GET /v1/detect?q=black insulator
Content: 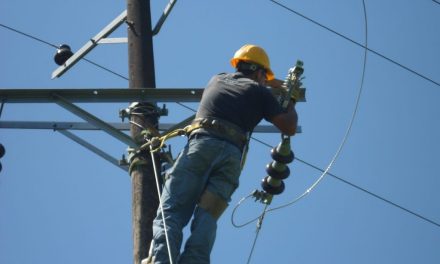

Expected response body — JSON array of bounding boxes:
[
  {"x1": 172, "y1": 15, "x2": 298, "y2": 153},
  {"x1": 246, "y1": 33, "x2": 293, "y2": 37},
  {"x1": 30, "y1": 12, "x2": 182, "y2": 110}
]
[
  {"x1": 0, "y1": 144, "x2": 4, "y2": 158},
  {"x1": 54, "y1": 44, "x2": 73, "y2": 65},
  {"x1": 261, "y1": 176, "x2": 285, "y2": 195},
  {"x1": 0, "y1": 144, "x2": 3, "y2": 172},
  {"x1": 271, "y1": 147, "x2": 294, "y2": 164},
  {"x1": 266, "y1": 161, "x2": 290, "y2": 180}
]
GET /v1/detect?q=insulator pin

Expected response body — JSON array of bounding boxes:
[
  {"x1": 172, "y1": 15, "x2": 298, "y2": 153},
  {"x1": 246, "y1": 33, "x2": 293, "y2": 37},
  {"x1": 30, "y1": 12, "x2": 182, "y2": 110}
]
[
  {"x1": 54, "y1": 44, "x2": 73, "y2": 65},
  {"x1": 266, "y1": 161, "x2": 290, "y2": 180},
  {"x1": 271, "y1": 139, "x2": 294, "y2": 164},
  {"x1": 261, "y1": 176, "x2": 285, "y2": 195}
]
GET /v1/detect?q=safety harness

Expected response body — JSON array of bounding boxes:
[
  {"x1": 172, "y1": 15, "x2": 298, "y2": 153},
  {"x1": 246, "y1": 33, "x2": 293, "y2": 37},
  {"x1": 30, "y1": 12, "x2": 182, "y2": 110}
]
[
  {"x1": 135, "y1": 117, "x2": 249, "y2": 153},
  {"x1": 188, "y1": 117, "x2": 249, "y2": 150}
]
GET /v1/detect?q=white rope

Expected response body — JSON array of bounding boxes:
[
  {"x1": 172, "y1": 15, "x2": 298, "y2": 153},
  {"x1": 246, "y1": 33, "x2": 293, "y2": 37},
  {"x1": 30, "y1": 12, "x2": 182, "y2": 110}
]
[
  {"x1": 149, "y1": 148, "x2": 174, "y2": 264},
  {"x1": 246, "y1": 204, "x2": 269, "y2": 264}
]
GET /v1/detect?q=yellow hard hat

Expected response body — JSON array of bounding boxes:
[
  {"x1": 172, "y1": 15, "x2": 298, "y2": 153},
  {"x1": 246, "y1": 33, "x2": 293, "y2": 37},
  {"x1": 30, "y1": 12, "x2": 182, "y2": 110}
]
[{"x1": 230, "y1": 44, "x2": 275, "y2": 80}]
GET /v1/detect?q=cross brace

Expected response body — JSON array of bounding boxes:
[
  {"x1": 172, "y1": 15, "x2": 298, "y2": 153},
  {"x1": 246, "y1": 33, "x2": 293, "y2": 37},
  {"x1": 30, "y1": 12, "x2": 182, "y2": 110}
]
[{"x1": 0, "y1": 88, "x2": 203, "y2": 103}]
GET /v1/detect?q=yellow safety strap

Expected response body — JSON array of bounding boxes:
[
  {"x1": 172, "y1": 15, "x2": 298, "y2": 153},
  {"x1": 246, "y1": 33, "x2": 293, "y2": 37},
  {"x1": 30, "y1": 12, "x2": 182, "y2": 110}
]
[{"x1": 138, "y1": 122, "x2": 204, "y2": 153}]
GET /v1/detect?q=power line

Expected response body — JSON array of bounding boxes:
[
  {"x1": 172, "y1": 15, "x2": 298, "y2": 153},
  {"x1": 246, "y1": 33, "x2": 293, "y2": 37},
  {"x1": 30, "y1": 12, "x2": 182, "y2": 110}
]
[
  {"x1": 253, "y1": 137, "x2": 440, "y2": 228},
  {"x1": 82, "y1": 58, "x2": 129, "y2": 80},
  {"x1": 268, "y1": 0, "x2": 440, "y2": 88},
  {"x1": 0, "y1": 23, "x2": 126, "y2": 80},
  {"x1": 2, "y1": 19, "x2": 439, "y2": 229},
  {"x1": 266, "y1": 0, "x2": 440, "y2": 228},
  {"x1": 0, "y1": 23, "x2": 58, "y2": 48}
]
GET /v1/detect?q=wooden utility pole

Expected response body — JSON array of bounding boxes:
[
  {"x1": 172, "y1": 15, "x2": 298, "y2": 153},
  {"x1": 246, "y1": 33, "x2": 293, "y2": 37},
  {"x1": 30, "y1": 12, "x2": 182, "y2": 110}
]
[{"x1": 127, "y1": 1, "x2": 158, "y2": 264}]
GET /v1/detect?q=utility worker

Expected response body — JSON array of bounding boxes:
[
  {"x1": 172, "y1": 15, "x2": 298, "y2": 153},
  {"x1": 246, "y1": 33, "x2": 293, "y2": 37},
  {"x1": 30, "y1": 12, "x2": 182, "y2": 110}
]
[{"x1": 148, "y1": 44, "x2": 298, "y2": 264}]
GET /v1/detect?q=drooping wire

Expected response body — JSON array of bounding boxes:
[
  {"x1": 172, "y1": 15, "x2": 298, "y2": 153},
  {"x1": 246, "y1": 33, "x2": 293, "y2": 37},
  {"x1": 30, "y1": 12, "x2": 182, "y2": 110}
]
[
  {"x1": 231, "y1": 192, "x2": 256, "y2": 228},
  {"x1": 232, "y1": 0, "x2": 369, "y2": 233},
  {"x1": 235, "y1": 3, "x2": 369, "y2": 261},
  {"x1": 268, "y1": 0, "x2": 440, "y2": 88},
  {"x1": 266, "y1": 0, "x2": 369, "y2": 215},
  {"x1": 3, "y1": 19, "x2": 439, "y2": 228},
  {"x1": 249, "y1": 138, "x2": 440, "y2": 228},
  {"x1": 246, "y1": 204, "x2": 269, "y2": 264}
]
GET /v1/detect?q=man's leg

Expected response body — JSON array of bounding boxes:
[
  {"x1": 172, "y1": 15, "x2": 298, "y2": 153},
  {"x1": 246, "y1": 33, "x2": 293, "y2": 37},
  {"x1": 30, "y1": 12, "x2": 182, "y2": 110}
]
[{"x1": 179, "y1": 142, "x2": 242, "y2": 264}]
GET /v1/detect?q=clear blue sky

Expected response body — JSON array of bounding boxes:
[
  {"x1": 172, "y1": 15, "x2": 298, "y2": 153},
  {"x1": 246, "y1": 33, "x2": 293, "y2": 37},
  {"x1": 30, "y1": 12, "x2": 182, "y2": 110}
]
[{"x1": 1, "y1": 1, "x2": 439, "y2": 263}]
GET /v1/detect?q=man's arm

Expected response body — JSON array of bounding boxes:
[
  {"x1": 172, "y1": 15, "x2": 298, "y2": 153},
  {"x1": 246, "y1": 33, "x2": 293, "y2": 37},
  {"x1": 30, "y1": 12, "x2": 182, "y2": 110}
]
[
  {"x1": 265, "y1": 78, "x2": 299, "y2": 136},
  {"x1": 271, "y1": 100, "x2": 298, "y2": 136}
]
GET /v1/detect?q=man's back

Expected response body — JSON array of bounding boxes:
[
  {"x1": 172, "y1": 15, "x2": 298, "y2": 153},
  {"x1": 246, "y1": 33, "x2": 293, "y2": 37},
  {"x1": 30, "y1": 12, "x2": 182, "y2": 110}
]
[{"x1": 196, "y1": 72, "x2": 285, "y2": 133}]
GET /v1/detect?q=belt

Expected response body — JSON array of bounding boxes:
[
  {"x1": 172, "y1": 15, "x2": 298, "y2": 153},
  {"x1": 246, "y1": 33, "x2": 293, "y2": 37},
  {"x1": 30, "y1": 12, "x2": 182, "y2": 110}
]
[{"x1": 187, "y1": 117, "x2": 249, "y2": 150}]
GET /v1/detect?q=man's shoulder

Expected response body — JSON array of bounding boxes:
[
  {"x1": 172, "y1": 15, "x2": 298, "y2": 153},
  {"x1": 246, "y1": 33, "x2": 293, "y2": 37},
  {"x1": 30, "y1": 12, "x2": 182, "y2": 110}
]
[{"x1": 214, "y1": 72, "x2": 260, "y2": 87}]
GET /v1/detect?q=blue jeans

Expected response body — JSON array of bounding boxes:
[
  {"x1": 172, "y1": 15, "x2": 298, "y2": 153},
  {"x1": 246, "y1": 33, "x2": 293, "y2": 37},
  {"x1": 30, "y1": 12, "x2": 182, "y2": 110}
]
[{"x1": 151, "y1": 135, "x2": 242, "y2": 264}]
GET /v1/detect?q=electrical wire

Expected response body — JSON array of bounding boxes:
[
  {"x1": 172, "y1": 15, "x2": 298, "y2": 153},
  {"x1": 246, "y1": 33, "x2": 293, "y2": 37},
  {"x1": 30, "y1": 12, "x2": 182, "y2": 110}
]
[
  {"x1": 231, "y1": 193, "x2": 256, "y2": 228},
  {"x1": 0, "y1": 23, "x2": 127, "y2": 80},
  {"x1": 82, "y1": 58, "x2": 129, "y2": 80},
  {"x1": 268, "y1": 0, "x2": 440, "y2": 88},
  {"x1": 0, "y1": 23, "x2": 58, "y2": 48},
  {"x1": 2, "y1": 15, "x2": 439, "y2": 228},
  {"x1": 246, "y1": 204, "x2": 269, "y2": 264},
  {"x1": 266, "y1": 0, "x2": 369, "y2": 214},
  {"x1": 251, "y1": 135, "x2": 440, "y2": 228},
  {"x1": 233, "y1": 0, "x2": 368, "y2": 230},
  {"x1": 239, "y1": 2, "x2": 369, "y2": 262},
  {"x1": 235, "y1": 0, "x2": 440, "y2": 232},
  {"x1": 1, "y1": 22, "x2": 200, "y2": 113}
]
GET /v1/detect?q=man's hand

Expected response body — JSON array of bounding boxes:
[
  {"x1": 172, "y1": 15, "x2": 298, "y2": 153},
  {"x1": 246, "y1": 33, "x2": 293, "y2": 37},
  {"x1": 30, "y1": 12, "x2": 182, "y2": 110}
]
[{"x1": 267, "y1": 78, "x2": 303, "y2": 102}]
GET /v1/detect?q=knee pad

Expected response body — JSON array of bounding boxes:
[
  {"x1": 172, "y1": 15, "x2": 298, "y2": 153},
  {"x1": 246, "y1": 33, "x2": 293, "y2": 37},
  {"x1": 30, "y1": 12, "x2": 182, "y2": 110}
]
[{"x1": 198, "y1": 190, "x2": 228, "y2": 220}]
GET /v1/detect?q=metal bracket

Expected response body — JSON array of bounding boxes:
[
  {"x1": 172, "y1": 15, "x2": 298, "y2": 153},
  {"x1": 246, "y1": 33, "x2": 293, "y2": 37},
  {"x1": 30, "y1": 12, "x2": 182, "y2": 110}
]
[
  {"x1": 153, "y1": 0, "x2": 178, "y2": 35},
  {"x1": 53, "y1": 93, "x2": 138, "y2": 148},
  {"x1": 98, "y1": 37, "x2": 128, "y2": 44},
  {"x1": 51, "y1": 0, "x2": 178, "y2": 78},
  {"x1": 51, "y1": 10, "x2": 128, "y2": 79},
  {"x1": 0, "y1": 121, "x2": 302, "y2": 134},
  {"x1": 57, "y1": 129, "x2": 128, "y2": 172},
  {"x1": 119, "y1": 103, "x2": 168, "y2": 122}
]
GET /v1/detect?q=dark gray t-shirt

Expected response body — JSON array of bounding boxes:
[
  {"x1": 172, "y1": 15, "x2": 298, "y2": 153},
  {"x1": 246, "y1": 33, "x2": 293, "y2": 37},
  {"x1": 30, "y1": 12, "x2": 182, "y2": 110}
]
[{"x1": 196, "y1": 72, "x2": 285, "y2": 133}]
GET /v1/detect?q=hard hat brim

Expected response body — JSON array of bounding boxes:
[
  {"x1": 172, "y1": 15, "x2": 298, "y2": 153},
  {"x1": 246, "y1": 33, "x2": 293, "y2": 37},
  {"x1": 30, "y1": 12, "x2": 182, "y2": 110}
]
[{"x1": 230, "y1": 58, "x2": 275, "y2": 80}]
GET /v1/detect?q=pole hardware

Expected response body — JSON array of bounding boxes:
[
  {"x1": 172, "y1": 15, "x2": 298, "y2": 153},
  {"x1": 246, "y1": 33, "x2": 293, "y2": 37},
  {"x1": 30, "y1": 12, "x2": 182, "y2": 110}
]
[
  {"x1": 255, "y1": 60, "x2": 305, "y2": 205},
  {"x1": 120, "y1": 102, "x2": 168, "y2": 122},
  {"x1": 54, "y1": 44, "x2": 74, "y2": 65},
  {"x1": 0, "y1": 143, "x2": 5, "y2": 172}
]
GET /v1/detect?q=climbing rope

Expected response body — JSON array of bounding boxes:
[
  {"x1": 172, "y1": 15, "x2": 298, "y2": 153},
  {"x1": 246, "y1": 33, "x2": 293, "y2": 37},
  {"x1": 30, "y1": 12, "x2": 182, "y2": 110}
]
[
  {"x1": 128, "y1": 116, "x2": 177, "y2": 264},
  {"x1": 149, "y1": 144, "x2": 175, "y2": 264}
]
